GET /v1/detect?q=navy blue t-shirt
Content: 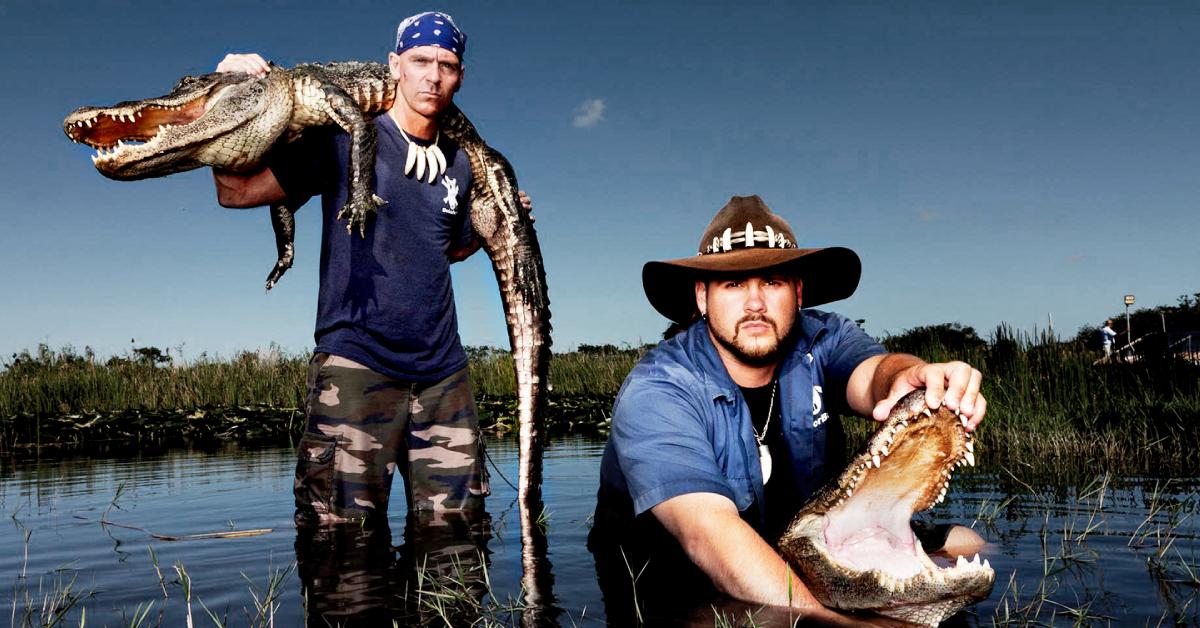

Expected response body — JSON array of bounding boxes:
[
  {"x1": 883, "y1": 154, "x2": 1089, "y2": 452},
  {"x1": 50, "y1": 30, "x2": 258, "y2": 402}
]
[{"x1": 270, "y1": 113, "x2": 474, "y2": 381}]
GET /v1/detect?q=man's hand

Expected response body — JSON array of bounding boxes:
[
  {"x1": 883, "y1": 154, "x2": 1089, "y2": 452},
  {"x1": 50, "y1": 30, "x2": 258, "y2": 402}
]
[
  {"x1": 872, "y1": 360, "x2": 986, "y2": 430},
  {"x1": 516, "y1": 190, "x2": 535, "y2": 221},
  {"x1": 216, "y1": 53, "x2": 272, "y2": 77},
  {"x1": 448, "y1": 190, "x2": 534, "y2": 262}
]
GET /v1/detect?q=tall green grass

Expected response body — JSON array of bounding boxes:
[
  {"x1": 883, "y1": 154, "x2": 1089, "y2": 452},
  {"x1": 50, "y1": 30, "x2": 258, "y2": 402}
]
[
  {"x1": 4, "y1": 329, "x2": 1199, "y2": 473},
  {"x1": 864, "y1": 323, "x2": 1200, "y2": 475}
]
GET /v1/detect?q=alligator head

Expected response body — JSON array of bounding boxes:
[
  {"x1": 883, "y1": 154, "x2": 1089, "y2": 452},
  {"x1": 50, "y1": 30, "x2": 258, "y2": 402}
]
[
  {"x1": 63, "y1": 70, "x2": 290, "y2": 180},
  {"x1": 777, "y1": 389, "x2": 994, "y2": 625}
]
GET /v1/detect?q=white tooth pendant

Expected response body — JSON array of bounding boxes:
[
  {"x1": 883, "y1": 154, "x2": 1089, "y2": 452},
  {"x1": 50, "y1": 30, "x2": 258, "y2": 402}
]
[
  {"x1": 759, "y1": 443, "x2": 773, "y2": 484},
  {"x1": 404, "y1": 139, "x2": 417, "y2": 175},
  {"x1": 398, "y1": 126, "x2": 446, "y2": 183}
]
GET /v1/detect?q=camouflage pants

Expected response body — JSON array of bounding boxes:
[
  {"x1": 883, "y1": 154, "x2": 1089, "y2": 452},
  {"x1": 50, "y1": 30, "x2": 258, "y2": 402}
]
[{"x1": 294, "y1": 353, "x2": 489, "y2": 525}]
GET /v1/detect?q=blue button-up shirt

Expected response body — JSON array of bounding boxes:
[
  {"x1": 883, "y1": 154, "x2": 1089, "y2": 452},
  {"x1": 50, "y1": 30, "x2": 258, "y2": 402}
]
[{"x1": 593, "y1": 309, "x2": 886, "y2": 535}]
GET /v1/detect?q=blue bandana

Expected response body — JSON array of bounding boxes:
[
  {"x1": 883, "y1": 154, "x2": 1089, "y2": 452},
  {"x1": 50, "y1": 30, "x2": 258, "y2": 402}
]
[{"x1": 394, "y1": 11, "x2": 466, "y2": 59}]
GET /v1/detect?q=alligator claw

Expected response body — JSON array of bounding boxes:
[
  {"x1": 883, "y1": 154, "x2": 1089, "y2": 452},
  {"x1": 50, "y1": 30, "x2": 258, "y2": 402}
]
[
  {"x1": 338, "y1": 193, "x2": 387, "y2": 237},
  {"x1": 265, "y1": 260, "x2": 291, "y2": 292}
]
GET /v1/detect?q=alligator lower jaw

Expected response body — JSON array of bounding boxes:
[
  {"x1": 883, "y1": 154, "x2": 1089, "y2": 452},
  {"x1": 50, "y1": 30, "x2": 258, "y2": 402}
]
[{"x1": 784, "y1": 511, "x2": 993, "y2": 612}]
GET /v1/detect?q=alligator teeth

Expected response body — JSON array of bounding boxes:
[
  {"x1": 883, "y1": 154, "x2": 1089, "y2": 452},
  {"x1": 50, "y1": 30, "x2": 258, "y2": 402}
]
[
  {"x1": 956, "y1": 555, "x2": 969, "y2": 568},
  {"x1": 964, "y1": 451, "x2": 976, "y2": 467},
  {"x1": 922, "y1": 408, "x2": 932, "y2": 417},
  {"x1": 885, "y1": 434, "x2": 894, "y2": 445},
  {"x1": 965, "y1": 440, "x2": 974, "y2": 453},
  {"x1": 983, "y1": 558, "x2": 991, "y2": 569},
  {"x1": 971, "y1": 553, "x2": 981, "y2": 566},
  {"x1": 961, "y1": 415, "x2": 969, "y2": 427},
  {"x1": 415, "y1": 146, "x2": 427, "y2": 180},
  {"x1": 880, "y1": 445, "x2": 889, "y2": 457},
  {"x1": 872, "y1": 454, "x2": 881, "y2": 468}
]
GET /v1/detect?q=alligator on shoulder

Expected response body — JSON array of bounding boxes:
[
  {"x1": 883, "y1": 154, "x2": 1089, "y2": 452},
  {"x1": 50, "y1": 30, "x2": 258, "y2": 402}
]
[
  {"x1": 777, "y1": 389, "x2": 995, "y2": 626},
  {"x1": 62, "y1": 61, "x2": 552, "y2": 512}
]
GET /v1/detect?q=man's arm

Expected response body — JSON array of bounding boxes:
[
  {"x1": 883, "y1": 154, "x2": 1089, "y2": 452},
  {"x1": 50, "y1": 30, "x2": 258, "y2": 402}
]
[
  {"x1": 652, "y1": 493, "x2": 814, "y2": 608},
  {"x1": 209, "y1": 53, "x2": 285, "y2": 209},
  {"x1": 845, "y1": 353, "x2": 987, "y2": 430},
  {"x1": 213, "y1": 168, "x2": 287, "y2": 208}
]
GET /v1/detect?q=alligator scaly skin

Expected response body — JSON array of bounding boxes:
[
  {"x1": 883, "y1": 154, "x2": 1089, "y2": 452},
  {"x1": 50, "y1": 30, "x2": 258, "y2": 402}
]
[
  {"x1": 64, "y1": 62, "x2": 396, "y2": 239},
  {"x1": 439, "y1": 103, "x2": 554, "y2": 615}
]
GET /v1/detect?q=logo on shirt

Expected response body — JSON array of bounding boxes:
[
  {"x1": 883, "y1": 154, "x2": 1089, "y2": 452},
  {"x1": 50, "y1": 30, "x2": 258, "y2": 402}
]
[
  {"x1": 812, "y1": 385, "x2": 830, "y2": 428},
  {"x1": 441, "y1": 175, "x2": 460, "y2": 215}
]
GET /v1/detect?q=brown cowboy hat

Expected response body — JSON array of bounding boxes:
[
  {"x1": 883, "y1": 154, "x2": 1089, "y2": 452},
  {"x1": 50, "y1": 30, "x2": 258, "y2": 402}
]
[{"x1": 642, "y1": 195, "x2": 862, "y2": 324}]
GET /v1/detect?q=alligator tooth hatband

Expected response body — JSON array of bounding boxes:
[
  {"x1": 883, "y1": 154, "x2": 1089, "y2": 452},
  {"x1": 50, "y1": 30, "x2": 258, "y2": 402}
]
[{"x1": 397, "y1": 127, "x2": 446, "y2": 183}]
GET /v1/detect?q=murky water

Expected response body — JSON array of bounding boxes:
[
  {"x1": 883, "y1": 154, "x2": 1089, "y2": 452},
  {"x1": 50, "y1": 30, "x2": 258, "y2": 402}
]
[{"x1": 1, "y1": 436, "x2": 1197, "y2": 626}]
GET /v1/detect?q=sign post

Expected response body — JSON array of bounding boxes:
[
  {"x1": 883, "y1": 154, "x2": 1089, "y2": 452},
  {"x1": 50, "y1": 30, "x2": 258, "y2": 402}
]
[{"x1": 1124, "y1": 294, "x2": 1136, "y2": 350}]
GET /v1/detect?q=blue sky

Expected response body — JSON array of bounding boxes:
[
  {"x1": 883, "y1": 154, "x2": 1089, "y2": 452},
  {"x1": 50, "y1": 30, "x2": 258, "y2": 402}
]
[{"x1": 2, "y1": 0, "x2": 1197, "y2": 361}]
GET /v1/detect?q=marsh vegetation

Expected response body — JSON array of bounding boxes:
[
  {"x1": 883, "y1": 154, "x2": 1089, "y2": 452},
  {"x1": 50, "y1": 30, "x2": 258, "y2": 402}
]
[{"x1": 4, "y1": 318, "x2": 1198, "y2": 476}]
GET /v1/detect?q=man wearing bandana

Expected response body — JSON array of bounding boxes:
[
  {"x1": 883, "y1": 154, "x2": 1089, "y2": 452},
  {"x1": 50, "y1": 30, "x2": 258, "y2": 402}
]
[{"x1": 212, "y1": 12, "x2": 513, "y2": 526}]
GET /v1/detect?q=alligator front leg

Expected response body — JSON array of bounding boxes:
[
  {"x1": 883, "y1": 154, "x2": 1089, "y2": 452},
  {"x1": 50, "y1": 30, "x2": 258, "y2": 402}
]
[
  {"x1": 320, "y1": 83, "x2": 386, "y2": 237},
  {"x1": 265, "y1": 202, "x2": 297, "y2": 291}
]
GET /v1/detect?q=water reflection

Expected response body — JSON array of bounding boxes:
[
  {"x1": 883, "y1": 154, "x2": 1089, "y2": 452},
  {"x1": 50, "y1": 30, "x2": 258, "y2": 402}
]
[
  {"x1": 296, "y1": 510, "x2": 493, "y2": 626},
  {"x1": 2, "y1": 440, "x2": 1198, "y2": 626}
]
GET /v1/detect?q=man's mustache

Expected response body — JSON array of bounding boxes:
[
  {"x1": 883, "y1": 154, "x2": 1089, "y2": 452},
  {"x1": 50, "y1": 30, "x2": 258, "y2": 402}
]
[{"x1": 734, "y1": 314, "x2": 778, "y2": 337}]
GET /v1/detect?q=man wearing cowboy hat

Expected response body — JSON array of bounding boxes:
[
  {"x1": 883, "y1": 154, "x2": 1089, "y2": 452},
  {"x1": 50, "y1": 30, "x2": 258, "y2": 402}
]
[{"x1": 589, "y1": 195, "x2": 986, "y2": 622}]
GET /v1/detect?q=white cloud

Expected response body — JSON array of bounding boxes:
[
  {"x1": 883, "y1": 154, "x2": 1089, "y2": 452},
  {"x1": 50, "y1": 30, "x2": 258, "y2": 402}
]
[{"x1": 572, "y1": 99, "x2": 605, "y2": 128}]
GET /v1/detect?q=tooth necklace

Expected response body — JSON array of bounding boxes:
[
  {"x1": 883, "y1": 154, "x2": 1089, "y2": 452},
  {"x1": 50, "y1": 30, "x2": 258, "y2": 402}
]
[
  {"x1": 396, "y1": 124, "x2": 447, "y2": 184},
  {"x1": 752, "y1": 379, "x2": 778, "y2": 484}
]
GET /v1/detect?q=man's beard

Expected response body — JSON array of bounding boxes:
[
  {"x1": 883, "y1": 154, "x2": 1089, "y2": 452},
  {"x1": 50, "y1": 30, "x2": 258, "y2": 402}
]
[{"x1": 710, "y1": 314, "x2": 794, "y2": 367}]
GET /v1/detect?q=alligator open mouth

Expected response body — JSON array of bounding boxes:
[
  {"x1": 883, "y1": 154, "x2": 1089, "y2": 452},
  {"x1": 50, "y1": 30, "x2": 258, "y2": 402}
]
[
  {"x1": 62, "y1": 73, "x2": 251, "y2": 178},
  {"x1": 778, "y1": 389, "x2": 994, "y2": 625}
]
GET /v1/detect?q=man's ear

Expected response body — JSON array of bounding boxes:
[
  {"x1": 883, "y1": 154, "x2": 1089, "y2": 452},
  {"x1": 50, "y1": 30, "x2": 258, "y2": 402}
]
[
  {"x1": 388, "y1": 52, "x2": 402, "y2": 81},
  {"x1": 694, "y1": 280, "x2": 708, "y2": 317},
  {"x1": 795, "y1": 277, "x2": 804, "y2": 309}
]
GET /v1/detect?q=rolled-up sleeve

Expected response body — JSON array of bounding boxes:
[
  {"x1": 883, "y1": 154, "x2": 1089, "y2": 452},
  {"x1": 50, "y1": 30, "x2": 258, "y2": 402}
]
[
  {"x1": 611, "y1": 378, "x2": 734, "y2": 515},
  {"x1": 266, "y1": 130, "x2": 330, "y2": 210},
  {"x1": 821, "y1": 315, "x2": 887, "y2": 409}
]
